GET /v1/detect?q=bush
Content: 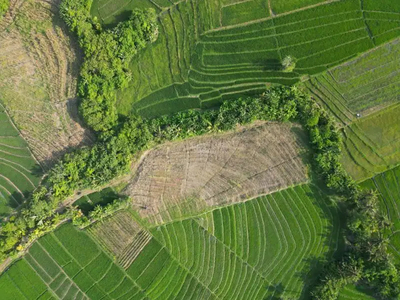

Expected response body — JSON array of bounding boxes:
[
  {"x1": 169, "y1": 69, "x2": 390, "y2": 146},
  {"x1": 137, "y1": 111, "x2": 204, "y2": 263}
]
[{"x1": 282, "y1": 55, "x2": 296, "y2": 72}]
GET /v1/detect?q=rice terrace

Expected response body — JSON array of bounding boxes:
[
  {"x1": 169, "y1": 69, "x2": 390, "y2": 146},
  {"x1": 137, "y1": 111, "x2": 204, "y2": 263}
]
[{"x1": 0, "y1": 0, "x2": 400, "y2": 299}]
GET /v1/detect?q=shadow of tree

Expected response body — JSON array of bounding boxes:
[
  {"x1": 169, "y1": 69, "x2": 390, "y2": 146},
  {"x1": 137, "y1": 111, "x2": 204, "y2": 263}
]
[{"x1": 257, "y1": 59, "x2": 282, "y2": 71}]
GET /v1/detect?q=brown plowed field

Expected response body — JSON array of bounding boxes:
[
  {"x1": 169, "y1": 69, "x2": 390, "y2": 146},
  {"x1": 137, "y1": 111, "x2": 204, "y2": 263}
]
[
  {"x1": 0, "y1": 0, "x2": 93, "y2": 169},
  {"x1": 123, "y1": 122, "x2": 309, "y2": 225}
]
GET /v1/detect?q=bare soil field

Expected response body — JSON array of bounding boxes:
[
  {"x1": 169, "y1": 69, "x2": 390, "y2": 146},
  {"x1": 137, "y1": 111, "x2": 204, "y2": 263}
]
[
  {"x1": 87, "y1": 211, "x2": 152, "y2": 269},
  {"x1": 123, "y1": 122, "x2": 309, "y2": 225},
  {"x1": 0, "y1": 0, "x2": 92, "y2": 169}
]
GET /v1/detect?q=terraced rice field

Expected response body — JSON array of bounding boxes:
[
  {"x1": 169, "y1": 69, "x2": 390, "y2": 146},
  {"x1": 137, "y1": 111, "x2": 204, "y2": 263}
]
[
  {"x1": 0, "y1": 103, "x2": 42, "y2": 217},
  {"x1": 340, "y1": 103, "x2": 400, "y2": 181},
  {"x1": 0, "y1": 184, "x2": 342, "y2": 299},
  {"x1": 0, "y1": 0, "x2": 93, "y2": 169},
  {"x1": 89, "y1": 0, "x2": 399, "y2": 118},
  {"x1": 0, "y1": 259, "x2": 55, "y2": 300},
  {"x1": 123, "y1": 122, "x2": 309, "y2": 225},
  {"x1": 305, "y1": 38, "x2": 400, "y2": 126},
  {"x1": 360, "y1": 165, "x2": 400, "y2": 265}
]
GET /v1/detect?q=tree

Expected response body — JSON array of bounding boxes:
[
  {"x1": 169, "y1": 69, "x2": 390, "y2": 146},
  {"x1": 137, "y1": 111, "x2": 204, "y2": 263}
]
[{"x1": 282, "y1": 55, "x2": 296, "y2": 72}]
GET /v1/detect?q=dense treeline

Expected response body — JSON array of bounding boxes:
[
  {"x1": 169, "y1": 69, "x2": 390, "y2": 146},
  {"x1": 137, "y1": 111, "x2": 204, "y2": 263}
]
[
  {"x1": 60, "y1": 0, "x2": 158, "y2": 131},
  {"x1": 0, "y1": 0, "x2": 9, "y2": 18}
]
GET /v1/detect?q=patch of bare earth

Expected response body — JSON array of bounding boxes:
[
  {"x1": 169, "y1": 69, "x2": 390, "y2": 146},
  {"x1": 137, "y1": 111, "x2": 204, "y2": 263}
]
[
  {"x1": 124, "y1": 122, "x2": 309, "y2": 225},
  {"x1": 87, "y1": 211, "x2": 152, "y2": 269},
  {"x1": 0, "y1": 0, "x2": 93, "y2": 170}
]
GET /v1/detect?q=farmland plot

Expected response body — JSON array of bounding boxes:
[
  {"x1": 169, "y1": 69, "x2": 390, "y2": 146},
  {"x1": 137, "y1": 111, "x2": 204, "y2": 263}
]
[
  {"x1": 150, "y1": 184, "x2": 341, "y2": 299},
  {"x1": 0, "y1": 0, "x2": 93, "y2": 169},
  {"x1": 0, "y1": 182, "x2": 341, "y2": 299},
  {"x1": 89, "y1": 0, "x2": 400, "y2": 118},
  {"x1": 25, "y1": 224, "x2": 148, "y2": 300},
  {"x1": 0, "y1": 103, "x2": 42, "y2": 217},
  {"x1": 123, "y1": 122, "x2": 309, "y2": 225},
  {"x1": 305, "y1": 38, "x2": 400, "y2": 126},
  {"x1": 341, "y1": 103, "x2": 400, "y2": 181},
  {"x1": 87, "y1": 210, "x2": 152, "y2": 269},
  {"x1": 0, "y1": 259, "x2": 53, "y2": 300}
]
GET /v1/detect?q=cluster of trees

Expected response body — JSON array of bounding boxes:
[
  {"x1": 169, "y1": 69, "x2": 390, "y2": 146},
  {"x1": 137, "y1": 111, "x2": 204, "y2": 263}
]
[
  {"x1": 70, "y1": 197, "x2": 130, "y2": 228},
  {"x1": 0, "y1": 0, "x2": 9, "y2": 18},
  {"x1": 60, "y1": 0, "x2": 158, "y2": 131},
  {"x1": 311, "y1": 191, "x2": 399, "y2": 299},
  {"x1": 0, "y1": 187, "x2": 64, "y2": 257}
]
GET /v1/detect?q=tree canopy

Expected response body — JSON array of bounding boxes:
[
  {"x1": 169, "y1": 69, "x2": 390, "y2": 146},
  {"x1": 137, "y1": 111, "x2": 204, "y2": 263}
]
[{"x1": 60, "y1": 0, "x2": 158, "y2": 131}]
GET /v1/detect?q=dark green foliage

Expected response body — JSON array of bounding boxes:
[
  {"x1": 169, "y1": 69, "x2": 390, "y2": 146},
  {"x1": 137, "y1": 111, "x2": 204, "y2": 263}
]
[
  {"x1": 311, "y1": 255, "x2": 364, "y2": 300},
  {"x1": 312, "y1": 192, "x2": 400, "y2": 299},
  {"x1": 60, "y1": 0, "x2": 158, "y2": 131},
  {"x1": 70, "y1": 197, "x2": 130, "y2": 228},
  {"x1": 0, "y1": 0, "x2": 9, "y2": 18}
]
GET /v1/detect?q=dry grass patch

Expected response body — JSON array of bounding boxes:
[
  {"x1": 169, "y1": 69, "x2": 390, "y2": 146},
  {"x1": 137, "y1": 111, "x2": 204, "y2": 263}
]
[
  {"x1": 124, "y1": 122, "x2": 309, "y2": 225},
  {"x1": 87, "y1": 211, "x2": 151, "y2": 268},
  {"x1": 0, "y1": 0, "x2": 92, "y2": 169}
]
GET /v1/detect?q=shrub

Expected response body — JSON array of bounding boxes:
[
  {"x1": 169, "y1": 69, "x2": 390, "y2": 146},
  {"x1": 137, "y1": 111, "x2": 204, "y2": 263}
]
[
  {"x1": 282, "y1": 55, "x2": 296, "y2": 72},
  {"x1": 0, "y1": 0, "x2": 9, "y2": 19}
]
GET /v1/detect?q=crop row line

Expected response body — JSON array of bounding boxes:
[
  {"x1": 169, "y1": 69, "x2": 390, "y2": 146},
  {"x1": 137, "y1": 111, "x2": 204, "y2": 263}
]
[{"x1": 201, "y1": 17, "x2": 364, "y2": 45}]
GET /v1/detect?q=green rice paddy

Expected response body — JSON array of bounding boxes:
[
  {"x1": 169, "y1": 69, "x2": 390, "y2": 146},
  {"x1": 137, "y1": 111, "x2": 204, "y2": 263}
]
[
  {"x1": 0, "y1": 184, "x2": 342, "y2": 299},
  {"x1": 0, "y1": 104, "x2": 42, "y2": 218},
  {"x1": 89, "y1": 0, "x2": 400, "y2": 118},
  {"x1": 341, "y1": 103, "x2": 400, "y2": 181}
]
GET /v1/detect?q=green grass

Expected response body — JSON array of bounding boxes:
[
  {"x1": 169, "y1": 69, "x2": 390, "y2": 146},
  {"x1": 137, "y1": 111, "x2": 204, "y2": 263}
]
[
  {"x1": 270, "y1": 0, "x2": 327, "y2": 14},
  {"x1": 0, "y1": 183, "x2": 342, "y2": 299},
  {"x1": 0, "y1": 106, "x2": 42, "y2": 218},
  {"x1": 221, "y1": 0, "x2": 269, "y2": 26},
  {"x1": 340, "y1": 103, "x2": 400, "y2": 181},
  {"x1": 87, "y1": 0, "x2": 400, "y2": 118},
  {"x1": 0, "y1": 259, "x2": 52, "y2": 300}
]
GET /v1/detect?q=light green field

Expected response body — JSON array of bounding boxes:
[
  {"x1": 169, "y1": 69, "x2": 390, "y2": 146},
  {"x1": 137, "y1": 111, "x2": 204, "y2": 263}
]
[
  {"x1": 270, "y1": 0, "x2": 327, "y2": 14},
  {"x1": 87, "y1": 0, "x2": 400, "y2": 118},
  {"x1": 0, "y1": 103, "x2": 42, "y2": 218},
  {"x1": 340, "y1": 103, "x2": 400, "y2": 181},
  {"x1": 0, "y1": 184, "x2": 342, "y2": 299},
  {"x1": 305, "y1": 38, "x2": 400, "y2": 126},
  {"x1": 0, "y1": 259, "x2": 54, "y2": 300}
]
